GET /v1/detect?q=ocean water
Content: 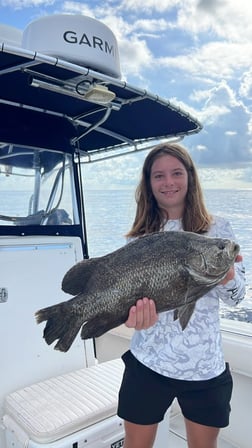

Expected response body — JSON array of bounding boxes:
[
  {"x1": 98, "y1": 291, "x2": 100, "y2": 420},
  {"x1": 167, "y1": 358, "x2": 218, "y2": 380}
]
[
  {"x1": 84, "y1": 188, "x2": 252, "y2": 323},
  {"x1": 1, "y1": 189, "x2": 251, "y2": 323}
]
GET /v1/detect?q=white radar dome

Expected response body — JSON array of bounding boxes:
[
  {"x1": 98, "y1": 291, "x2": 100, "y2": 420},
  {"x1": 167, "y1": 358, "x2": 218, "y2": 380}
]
[{"x1": 22, "y1": 14, "x2": 121, "y2": 79}]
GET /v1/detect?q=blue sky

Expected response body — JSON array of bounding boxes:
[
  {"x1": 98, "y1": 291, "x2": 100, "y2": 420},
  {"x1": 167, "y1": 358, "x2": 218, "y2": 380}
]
[{"x1": 1, "y1": 0, "x2": 252, "y2": 189}]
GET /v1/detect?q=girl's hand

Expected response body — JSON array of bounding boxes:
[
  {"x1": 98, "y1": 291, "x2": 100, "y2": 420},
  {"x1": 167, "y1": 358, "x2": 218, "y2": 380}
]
[
  {"x1": 220, "y1": 254, "x2": 243, "y2": 285},
  {"x1": 125, "y1": 297, "x2": 158, "y2": 330}
]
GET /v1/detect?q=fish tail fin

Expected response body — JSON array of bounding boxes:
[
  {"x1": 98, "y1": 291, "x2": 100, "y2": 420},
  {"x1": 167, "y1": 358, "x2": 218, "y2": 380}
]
[{"x1": 35, "y1": 301, "x2": 83, "y2": 352}]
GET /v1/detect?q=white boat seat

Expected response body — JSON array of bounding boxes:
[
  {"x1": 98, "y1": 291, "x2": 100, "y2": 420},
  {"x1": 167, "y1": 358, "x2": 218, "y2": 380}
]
[{"x1": 3, "y1": 358, "x2": 124, "y2": 444}]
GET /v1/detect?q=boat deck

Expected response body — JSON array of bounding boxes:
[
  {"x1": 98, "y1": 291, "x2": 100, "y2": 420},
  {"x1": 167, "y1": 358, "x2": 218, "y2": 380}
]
[{"x1": 169, "y1": 413, "x2": 238, "y2": 447}]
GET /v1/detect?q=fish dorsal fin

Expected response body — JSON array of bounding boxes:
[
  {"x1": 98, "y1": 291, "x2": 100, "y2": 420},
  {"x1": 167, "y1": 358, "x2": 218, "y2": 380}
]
[
  {"x1": 173, "y1": 302, "x2": 196, "y2": 330},
  {"x1": 62, "y1": 257, "x2": 102, "y2": 295}
]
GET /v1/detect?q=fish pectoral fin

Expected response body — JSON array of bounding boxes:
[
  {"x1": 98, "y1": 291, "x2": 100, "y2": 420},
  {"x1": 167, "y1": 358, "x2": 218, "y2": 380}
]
[{"x1": 173, "y1": 302, "x2": 196, "y2": 330}]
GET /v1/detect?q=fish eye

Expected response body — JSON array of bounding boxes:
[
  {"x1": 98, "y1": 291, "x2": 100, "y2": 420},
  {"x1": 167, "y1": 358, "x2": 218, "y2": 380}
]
[{"x1": 218, "y1": 242, "x2": 226, "y2": 250}]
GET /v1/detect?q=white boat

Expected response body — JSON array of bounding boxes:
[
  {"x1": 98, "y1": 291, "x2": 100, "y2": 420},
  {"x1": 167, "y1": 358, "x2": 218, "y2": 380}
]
[{"x1": 0, "y1": 15, "x2": 251, "y2": 448}]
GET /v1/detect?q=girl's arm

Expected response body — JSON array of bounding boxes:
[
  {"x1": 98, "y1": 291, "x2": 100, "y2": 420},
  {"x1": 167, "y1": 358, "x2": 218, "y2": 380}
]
[
  {"x1": 216, "y1": 255, "x2": 246, "y2": 306},
  {"x1": 211, "y1": 218, "x2": 246, "y2": 306}
]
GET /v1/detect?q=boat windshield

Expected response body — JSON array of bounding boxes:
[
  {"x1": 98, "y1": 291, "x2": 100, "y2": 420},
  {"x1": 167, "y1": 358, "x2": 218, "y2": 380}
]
[{"x1": 0, "y1": 145, "x2": 78, "y2": 226}]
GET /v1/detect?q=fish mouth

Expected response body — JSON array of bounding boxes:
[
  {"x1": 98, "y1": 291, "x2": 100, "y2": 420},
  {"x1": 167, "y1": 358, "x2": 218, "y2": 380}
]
[
  {"x1": 225, "y1": 241, "x2": 240, "y2": 260},
  {"x1": 233, "y1": 242, "x2": 240, "y2": 256}
]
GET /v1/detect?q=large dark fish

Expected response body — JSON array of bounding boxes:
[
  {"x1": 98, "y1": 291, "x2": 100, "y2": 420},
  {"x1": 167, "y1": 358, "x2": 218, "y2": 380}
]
[{"x1": 36, "y1": 231, "x2": 239, "y2": 352}]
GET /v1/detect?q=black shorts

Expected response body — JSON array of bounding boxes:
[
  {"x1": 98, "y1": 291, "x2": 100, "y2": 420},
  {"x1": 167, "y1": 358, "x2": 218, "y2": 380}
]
[{"x1": 117, "y1": 350, "x2": 233, "y2": 428}]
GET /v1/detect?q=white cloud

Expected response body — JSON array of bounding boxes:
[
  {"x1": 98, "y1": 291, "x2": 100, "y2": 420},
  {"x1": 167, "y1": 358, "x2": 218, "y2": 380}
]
[
  {"x1": 82, "y1": 151, "x2": 146, "y2": 189},
  {"x1": 62, "y1": 2, "x2": 95, "y2": 16},
  {"x1": 1, "y1": 0, "x2": 55, "y2": 6},
  {"x1": 189, "y1": 89, "x2": 213, "y2": 102},
  {"x1": 157, "y1": 41, "x2": 252, "y2": 81},
  {"x1": 129, "y1": 18, "x2": 171, "y2": 34},
  {"x1": 178, "y1": 0, "x2": 252, "y2": 42},
  {"x1": 198, "y1": 167, "x2": 252, "y2": 189},
  {"x1": 186, "y1": 81, "x2": 252, "y2": 166},
  {"x1": 225, "y1": 131, "x2": 237, "y2": 136},
  {"x1": 201, "y1": 81, "x2": 249, "y2": 123},
  {"x1": 119, "y1": 0, "x2": 179, "y2": 13},
  {"x1": 119, "y1": 37, "x2": 153, "y2": 78},
  {"x1": 239, "y1": 69, "x2": 252, "y2": 99}
]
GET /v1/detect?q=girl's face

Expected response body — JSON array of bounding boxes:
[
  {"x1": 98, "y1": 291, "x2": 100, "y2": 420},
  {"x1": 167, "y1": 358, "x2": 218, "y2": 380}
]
[{"x1": 150, "y1": 154, "x2": 188, "y2": 219}]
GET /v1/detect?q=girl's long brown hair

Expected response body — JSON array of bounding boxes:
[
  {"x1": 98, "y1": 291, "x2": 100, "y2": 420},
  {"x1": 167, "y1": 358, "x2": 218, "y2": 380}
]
[{"x1": 127, "y1": 142, "x2": 212, "y2": 237}]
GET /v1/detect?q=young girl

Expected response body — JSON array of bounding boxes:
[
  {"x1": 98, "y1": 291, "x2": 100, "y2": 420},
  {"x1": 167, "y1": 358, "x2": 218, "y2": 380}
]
[{"x1": 117, "y1": 142, "x2": 245, "y2": 448}]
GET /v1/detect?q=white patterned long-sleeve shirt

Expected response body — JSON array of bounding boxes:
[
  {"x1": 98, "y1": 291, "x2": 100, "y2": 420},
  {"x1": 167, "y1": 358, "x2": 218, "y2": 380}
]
[{"x1": 130, "y1": 216, "x2": 246, "y2": 380}]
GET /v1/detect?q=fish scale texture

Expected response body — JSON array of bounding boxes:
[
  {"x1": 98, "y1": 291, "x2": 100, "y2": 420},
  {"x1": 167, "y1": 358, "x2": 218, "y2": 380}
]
[{"x1": 4, "y1": 358, "x2": 124, "y2": 443}]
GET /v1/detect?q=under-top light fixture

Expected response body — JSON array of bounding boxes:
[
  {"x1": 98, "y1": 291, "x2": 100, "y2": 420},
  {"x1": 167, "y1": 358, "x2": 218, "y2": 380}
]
[
  {"x1": 30, "y1": 78, "x2": 116, "y2": 105},
  {"x1": 84, "y1": 84, "x2": 116, "y2": 104}
]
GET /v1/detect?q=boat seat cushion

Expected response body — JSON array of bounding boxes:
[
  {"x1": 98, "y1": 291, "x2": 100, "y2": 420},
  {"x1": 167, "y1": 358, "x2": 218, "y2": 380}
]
[{"x1": 4, "y1": 358, "x2": 124, "y2": 444}]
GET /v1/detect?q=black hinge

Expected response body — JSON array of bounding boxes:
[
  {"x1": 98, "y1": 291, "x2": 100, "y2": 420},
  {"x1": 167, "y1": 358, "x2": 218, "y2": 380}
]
[{"x1": 0, "y1": 288, "x2": 8, "y2": 303}]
